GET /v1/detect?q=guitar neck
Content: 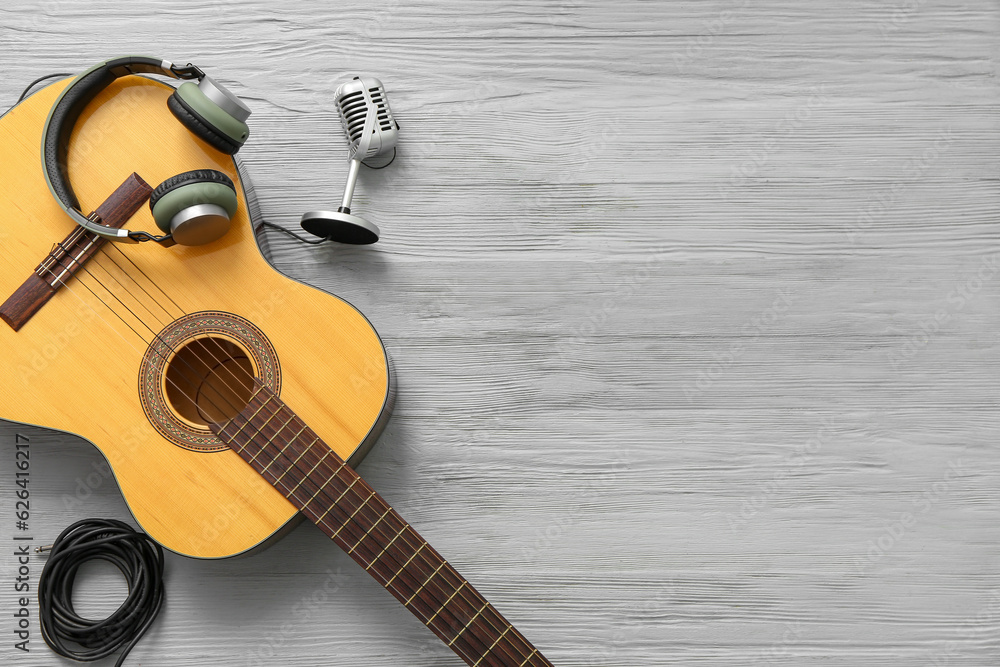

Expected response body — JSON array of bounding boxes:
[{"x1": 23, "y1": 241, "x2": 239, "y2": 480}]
[{"x1": 212, "y1": 383, "x2": 553, "y2": 667}]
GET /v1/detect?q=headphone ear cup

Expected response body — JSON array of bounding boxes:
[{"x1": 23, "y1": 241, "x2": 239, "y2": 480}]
[
  {"x1": 150, "y1": 170, "x2": 239, "y2": 246},
  {"x1": 167, "y1": 82, "x2": 249, "y2": 155}
]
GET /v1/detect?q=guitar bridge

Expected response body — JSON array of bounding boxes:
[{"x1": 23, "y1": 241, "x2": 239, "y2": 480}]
[{"x1": 0, "y1": 173, "x2": 151, "y2": 332}]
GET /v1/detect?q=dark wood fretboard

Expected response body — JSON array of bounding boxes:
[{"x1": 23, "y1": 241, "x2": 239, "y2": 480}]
[{"x1": 212, "y1": 384, "x2": 554, "y2": 667}]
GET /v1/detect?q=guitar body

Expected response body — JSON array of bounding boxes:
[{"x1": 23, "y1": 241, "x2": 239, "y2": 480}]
[{"x1": 0, "y1": 77, "x2": 392, "y2": 559}]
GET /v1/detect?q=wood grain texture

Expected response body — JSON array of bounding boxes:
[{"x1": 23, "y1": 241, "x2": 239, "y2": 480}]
[{"x1": 0, "y1": 1, "x2": 998, "y2": 666}]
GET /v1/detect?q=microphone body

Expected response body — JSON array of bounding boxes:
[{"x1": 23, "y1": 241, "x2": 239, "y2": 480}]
[
  {"x1": 335, "y1": 76, "x2": 399, "y2": 166},
  {"x1": 300, "y1": 76, "x2": 400, "y2": 244}
]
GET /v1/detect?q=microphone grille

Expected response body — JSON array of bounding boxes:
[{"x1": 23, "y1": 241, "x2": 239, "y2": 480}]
[
  {"x1": 335, "y1": 77, "x2": 396, "y2": 151},
  {"x1": 367, "y1": 85, "x2": 396, "y2": 132}
]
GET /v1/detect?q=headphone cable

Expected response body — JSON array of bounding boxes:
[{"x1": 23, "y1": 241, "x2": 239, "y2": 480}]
[
  {"x1": 17, "y1": 72, "x2": 73, "y2": 104},
  {"x1": 3, "y1": 72, "x2": 73, "y2": 115}
]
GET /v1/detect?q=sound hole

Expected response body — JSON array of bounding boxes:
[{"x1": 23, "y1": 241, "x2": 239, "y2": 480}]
[{"x1": 164, "y1": 337, "x2": 256, "y2": 426}]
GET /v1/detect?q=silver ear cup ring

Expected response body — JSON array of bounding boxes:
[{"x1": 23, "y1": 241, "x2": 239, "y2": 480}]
[
  {"x1": 169, "y1": 204, "x2": 232, "y2": 246},
  {"x1": 197, "y1": 76, "x2": 251, "y2": 123}
]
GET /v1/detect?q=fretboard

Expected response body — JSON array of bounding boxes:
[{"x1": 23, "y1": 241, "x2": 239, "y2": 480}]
[{"x1": 212, "y1": 383, "x2": 554, "y2": 667}]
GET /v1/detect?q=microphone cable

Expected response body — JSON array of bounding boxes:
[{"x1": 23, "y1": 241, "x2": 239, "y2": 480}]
[
  {"x1": 37, "y1": 518, "x2": 165, "y2": 667},
  {"x1": 255, "y1": 149, "x2": 395, "y2": 246},
  {"x1": 258, "y1": 220, "x2": 331, "y2": 244}
]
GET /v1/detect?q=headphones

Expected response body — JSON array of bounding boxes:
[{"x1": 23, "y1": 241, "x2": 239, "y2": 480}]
[{"x1": 41, "y1": 56, "x2": 252, "y2": 247}]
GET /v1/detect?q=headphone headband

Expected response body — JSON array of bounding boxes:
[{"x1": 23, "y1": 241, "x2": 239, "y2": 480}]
[{"x1": 40, "y1": 56, "x2": 247, "y2": 245}]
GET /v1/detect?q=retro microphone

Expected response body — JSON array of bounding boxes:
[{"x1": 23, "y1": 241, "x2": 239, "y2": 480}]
[{"x1": 300, "y1": 76, "x2": 399, "y2": 244}]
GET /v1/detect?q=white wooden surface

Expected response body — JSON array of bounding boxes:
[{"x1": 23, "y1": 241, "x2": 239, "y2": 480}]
[{"x1": 1, "y1": 1, "x2": 999, "y2": 665}]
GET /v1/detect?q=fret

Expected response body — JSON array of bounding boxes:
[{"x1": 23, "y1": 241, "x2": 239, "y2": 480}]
[
  {"x1": 269, "y1": 422, "x2": 311, "y2": 468},
  {"x1": 448, "y1": 601, "x2": 489, "y2": 647},
  {"x1": 257, "y1": 415, "x2": 300, "y2": 475},
  {"x1": 276, "y1": 447, "x2": 312, "y2": 494},
  {"x1": 286, "y1": 443, "x2": 327, "y2": 503},
  {"x1": 299, "y1": 441, "x2": 328, "y2": 479},
  {"x1": 244, "y1": 383, "x2": 266, "y2": 407},
  {"x1": 472, "y1": 625, "x2": 512, "y2": 667},
  {"x1": 519, "y1": 648, "x2": 538, "y2": 666},
  {"x1": 225, "y1": 391, "x2": 274, "y2": 445},
  {"x1": 298, "y1": 456, "x2": 343, "y2": 513},
  {"x1": 330, "y1": 489, "x2": 378, "y2": 541},
  {"x1": 406, "y1": 561, "x2": 447, "y2": 606},
  {"x1": 244, "y1": 407, "x2": 288, "y2": 465},
  {"x1": 366, "y1": 524, "x2": 409, "y2": 571},
  {"x1": 425, "y1": 581, "x2": 467, "y2": 626},
  {"x1": 386, "y1": 541, "x2": 427, "y2": 589},
  {"x1": 270, "y1": 432, "x2": 312, "y2": 484},
  {"x1": 219, "y1": 385, "x2": 265, "y2": 444},
  {"x1": 315, "y1": 477, "x2": 360, "y2": 525},
  {"x1": 346, "y1": 507, "x2": 392, "y2": 555}
]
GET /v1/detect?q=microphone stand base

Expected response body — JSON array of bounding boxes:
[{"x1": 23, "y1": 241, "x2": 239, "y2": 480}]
[{"x1": 300, "y1": 210, "x2": 380, "y2": 245}]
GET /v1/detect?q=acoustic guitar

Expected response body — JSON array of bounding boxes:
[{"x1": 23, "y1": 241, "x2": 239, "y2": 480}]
[{"x1": 0, "y1": 75, "x2": 553, "y2": 666}]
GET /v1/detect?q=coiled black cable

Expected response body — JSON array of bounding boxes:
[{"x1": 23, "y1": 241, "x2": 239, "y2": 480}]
[{"x1": 38, "y1": 518, "x2": 165, "y2": 667}]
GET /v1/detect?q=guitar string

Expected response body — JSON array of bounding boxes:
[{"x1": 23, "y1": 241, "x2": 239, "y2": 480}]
[
  {"x1": 95, "y1": 247, "x2": 251, "y2": 424},
  {"x1": 98, "y1": 242, "x2": 540, "y2": 665},
  {"x1": 89, "y1": 251, "x2": 258, "y2": 425},
  {"x1": 35, "y1": 244, "x2": 252, "y2": 448},
  {"x1": 37, "y1": 251, "x2": 533, "y2": 666},
  {"x1": 40, "y1": 252, "x2": 248, "y2": 427},
  {"x1": 94, "y1": 246, "x2": 537, "y2": 666},
  {"x1": 91, "y1": 249, "x2": 254, "y2": 423},
  {"x1": 104, "y1": 243, "x2": 184, "y2": 314},
  {"x1": 36, "y1": 225, "x2": 89, "y2": 281}
]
